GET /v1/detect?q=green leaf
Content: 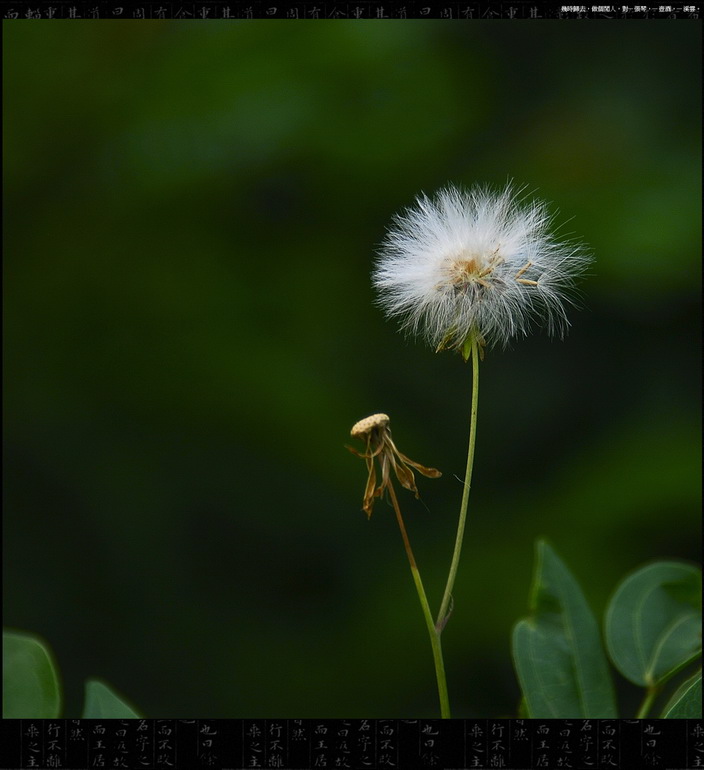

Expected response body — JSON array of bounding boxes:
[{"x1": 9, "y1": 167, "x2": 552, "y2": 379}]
[
  {"x1": 512, "y1": 539, "x2": 617, "y2": 718},
  {"x1": 517, "y1": 696, "x2": 529, "y2": 718},
  {"x1": 604, "y1": 561, "x2": 702, "y2": 687},
  {"x1": 82, "y1": 678, "x2": 142, "y2": 718},
  {"x1": 3, "y1": 629, "x2": 62, "y2": 718},
  {"x1": 660, "y1": 670, "x2": 702, "y2": 718}
]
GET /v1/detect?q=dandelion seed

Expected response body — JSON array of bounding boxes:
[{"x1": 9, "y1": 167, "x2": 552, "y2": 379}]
[
  {"x1": 373, "y1": 183, "x2": 591, "y2": 356},
  {"x1": 347, "y1": 413, "x2": 441, "y2": 519}
]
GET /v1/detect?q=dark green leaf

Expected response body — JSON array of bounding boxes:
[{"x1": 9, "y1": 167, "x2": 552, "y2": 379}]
[
  {"x1": 3, "y1": 629, "x2": 62, "y2": 718},
  {"x1": 661, "y1": 670, "x2": 702, "y2": 718},
  {"x1": 512, "y1": 539, "x2": 617, "y2": 718},
  {"x1": 605, "y1": 561, "x2": 702, "y2": 687},
  {"x1": 82, "y1": 678, "x2": 141, "y2": 718}
]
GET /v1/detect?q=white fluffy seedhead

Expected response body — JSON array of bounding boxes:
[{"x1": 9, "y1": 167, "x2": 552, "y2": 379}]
[{"x1": 373, "y1": 183, "x2": 591, "y2": 352}]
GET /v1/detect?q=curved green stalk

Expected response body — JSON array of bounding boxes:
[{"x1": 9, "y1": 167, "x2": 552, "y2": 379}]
[
  {"x1": 436, "y1": 335, "x2": 480, "y2": 631},
  {"x1": 387, "y1": 483, "x2": 451, "y2": 718},
  {"x1": 636, "y1": 685, "x2": 660, "y2": 718}
]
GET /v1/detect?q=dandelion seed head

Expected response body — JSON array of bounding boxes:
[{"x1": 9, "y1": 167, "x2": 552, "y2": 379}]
[{"x1": 373, "y1": 183, "x2": 592, "y2": 352}]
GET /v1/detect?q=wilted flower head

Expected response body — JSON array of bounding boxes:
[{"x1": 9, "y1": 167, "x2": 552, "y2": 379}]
[
  {"x1": 347, "y1": 413, "x2": 441, "y2": 518},
  {"x1": 373, "y1": 183, "x2": 591, "y2": 355}
]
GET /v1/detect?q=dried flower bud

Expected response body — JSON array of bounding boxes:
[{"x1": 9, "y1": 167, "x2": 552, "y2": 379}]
[
  {"x1": 351, "y1": 413, "x2": 390, "y2": 438},
  {"x1": 347, "y1": 414, "x2": 441, "y2": 518}
]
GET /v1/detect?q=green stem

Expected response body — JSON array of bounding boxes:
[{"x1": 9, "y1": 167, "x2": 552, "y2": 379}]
[
  {"x1": 635, "y1": 684, "x2": 660, "y2": 718},
  {"x1": 436, "y1": 335, "x2": 480, "y2": 631},
  {"x1": 387, "y1": 482, "x2": 451, "y2": 718}
]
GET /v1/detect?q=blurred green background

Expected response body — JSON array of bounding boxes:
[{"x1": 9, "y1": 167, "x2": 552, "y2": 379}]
[{"x1": 3, "y1": 21, "x2": 701, "y2": 718}]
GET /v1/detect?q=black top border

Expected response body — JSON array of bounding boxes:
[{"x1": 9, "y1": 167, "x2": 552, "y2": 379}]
[{"x1": 1, "y1": 0, "x2": 702, "y2": 19}]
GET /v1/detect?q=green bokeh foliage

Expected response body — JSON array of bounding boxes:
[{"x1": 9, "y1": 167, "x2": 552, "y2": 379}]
[{"x1": 3, "y1": 20, "x2": 701, "y2": 717}]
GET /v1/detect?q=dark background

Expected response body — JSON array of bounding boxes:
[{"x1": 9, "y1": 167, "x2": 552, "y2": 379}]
[{"x1": 3, "y1": 21, "x2": 701, "y2": 718}]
